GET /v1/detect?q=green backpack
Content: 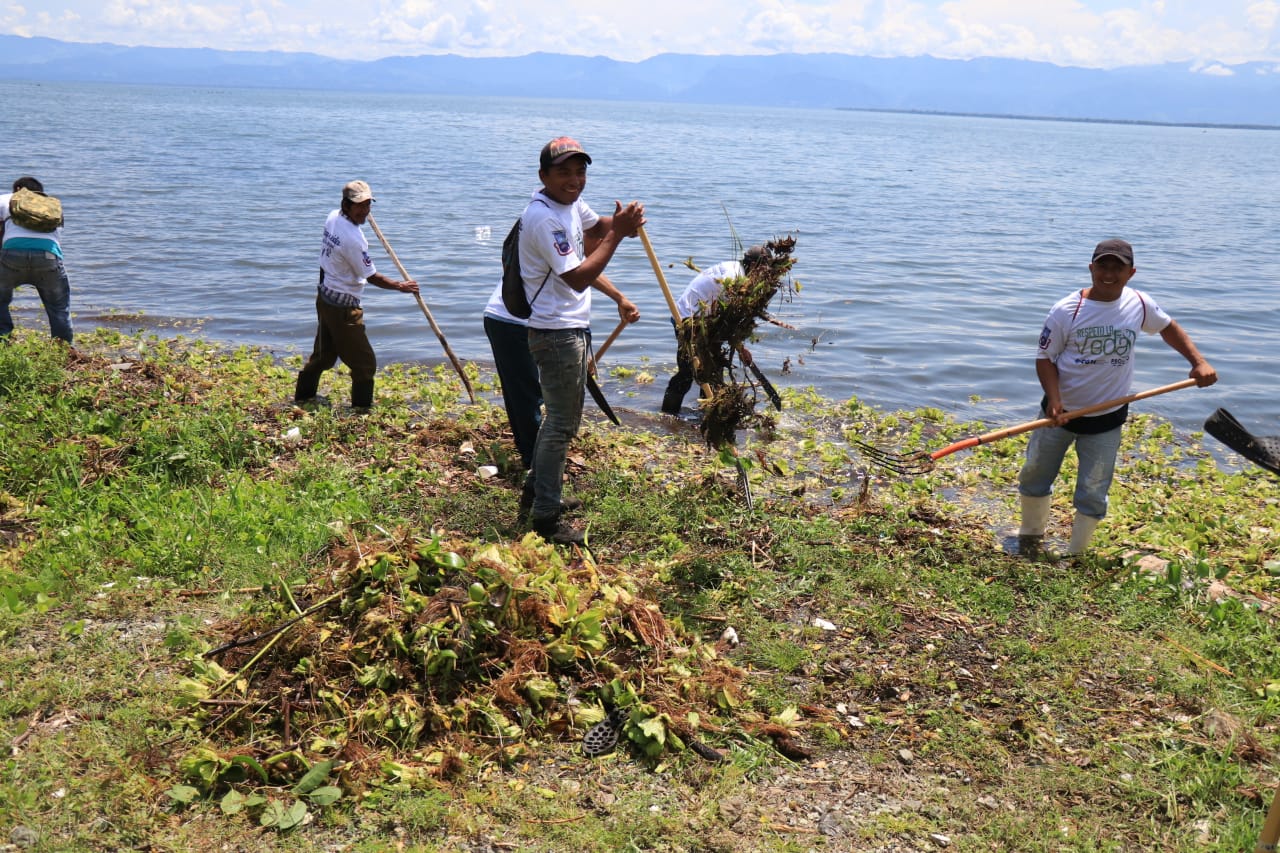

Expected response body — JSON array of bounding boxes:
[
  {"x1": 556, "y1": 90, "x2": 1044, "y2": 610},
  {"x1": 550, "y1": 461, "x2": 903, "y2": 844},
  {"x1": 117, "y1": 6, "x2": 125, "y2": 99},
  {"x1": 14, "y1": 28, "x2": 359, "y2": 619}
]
[{"x1": 8, "y1": 188, "x2": 63, "y2": 232}]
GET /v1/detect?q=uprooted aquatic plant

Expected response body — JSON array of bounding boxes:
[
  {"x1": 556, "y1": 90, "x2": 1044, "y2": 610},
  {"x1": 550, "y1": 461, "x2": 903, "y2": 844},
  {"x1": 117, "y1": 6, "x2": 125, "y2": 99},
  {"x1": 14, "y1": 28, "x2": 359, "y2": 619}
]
[
  {"x1": 679, "y1": 236, "x2": 797, "y2": 448},
  {"x1": 174, "y1": 530, "x2": 802, "y2": 800}
]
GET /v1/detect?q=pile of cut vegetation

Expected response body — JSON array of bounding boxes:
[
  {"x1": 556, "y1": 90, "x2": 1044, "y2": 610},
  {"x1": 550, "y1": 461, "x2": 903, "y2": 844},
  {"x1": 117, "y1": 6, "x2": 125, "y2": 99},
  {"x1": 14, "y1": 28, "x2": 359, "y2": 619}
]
[{"x1": 176, "y1": 530, "x2": 804, "y2": 798}]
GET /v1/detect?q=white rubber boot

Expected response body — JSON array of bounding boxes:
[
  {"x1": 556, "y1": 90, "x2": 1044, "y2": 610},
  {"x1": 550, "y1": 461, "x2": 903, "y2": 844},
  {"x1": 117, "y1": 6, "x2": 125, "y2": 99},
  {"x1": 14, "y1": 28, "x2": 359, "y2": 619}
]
[
  {"x1": 1018, "y1": 495, "x2": 1052, "y2": 537},
  {"x1": 1067, "y1": 513, "x2": 1102, "y2": 555}
]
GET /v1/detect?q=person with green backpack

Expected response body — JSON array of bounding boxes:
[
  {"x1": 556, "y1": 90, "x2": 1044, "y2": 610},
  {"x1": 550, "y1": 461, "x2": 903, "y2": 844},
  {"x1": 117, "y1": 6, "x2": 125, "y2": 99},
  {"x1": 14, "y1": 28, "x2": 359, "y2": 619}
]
[{"x1": 0, "y1": 176, "x2": 73, "y2": 344}]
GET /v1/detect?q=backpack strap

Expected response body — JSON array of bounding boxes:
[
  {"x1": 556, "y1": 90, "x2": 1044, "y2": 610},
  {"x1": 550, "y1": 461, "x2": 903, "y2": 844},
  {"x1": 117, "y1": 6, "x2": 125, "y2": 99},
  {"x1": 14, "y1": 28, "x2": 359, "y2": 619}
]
[{"x1": 524, "y1": 197, "x2": 553, "y2": 307}]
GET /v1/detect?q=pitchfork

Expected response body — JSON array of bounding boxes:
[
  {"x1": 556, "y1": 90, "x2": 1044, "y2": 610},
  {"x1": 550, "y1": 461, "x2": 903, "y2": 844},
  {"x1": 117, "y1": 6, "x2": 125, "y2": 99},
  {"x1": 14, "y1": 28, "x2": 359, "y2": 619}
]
[{"x1": 853, "y1": 379, "x2": 1198, "y2": 475}]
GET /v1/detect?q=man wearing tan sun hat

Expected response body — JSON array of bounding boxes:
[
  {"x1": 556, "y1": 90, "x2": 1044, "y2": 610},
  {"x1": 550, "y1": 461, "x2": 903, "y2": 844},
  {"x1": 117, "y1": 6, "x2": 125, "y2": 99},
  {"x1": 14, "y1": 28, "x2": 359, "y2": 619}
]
[{"x1": 294, "y1": 180, "x2": 418, "y2": 410}]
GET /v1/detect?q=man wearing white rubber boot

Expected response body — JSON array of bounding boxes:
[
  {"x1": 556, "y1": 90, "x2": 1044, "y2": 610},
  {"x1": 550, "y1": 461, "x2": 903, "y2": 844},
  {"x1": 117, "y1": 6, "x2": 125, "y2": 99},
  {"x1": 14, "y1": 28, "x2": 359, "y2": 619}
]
[{"x1": 1017, "y1": 238, "x2": 1217, "y2": 557}]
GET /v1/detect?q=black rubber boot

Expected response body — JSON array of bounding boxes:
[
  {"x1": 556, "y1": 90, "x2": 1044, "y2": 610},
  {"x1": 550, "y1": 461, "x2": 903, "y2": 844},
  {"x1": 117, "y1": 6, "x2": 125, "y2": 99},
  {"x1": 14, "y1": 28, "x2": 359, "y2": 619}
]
[
  {"x1": 294, "y1": 371, "x2": 320, "y2": 402},
  {"x1": 351, "y1": 379, "x2": 374, "y2": 409},
  {"x1": 532, "y1": 515, "x2": 586, "y2": 547},
  {"x1": 520, "y1": 475, "x2": 583, "y2": 522}
]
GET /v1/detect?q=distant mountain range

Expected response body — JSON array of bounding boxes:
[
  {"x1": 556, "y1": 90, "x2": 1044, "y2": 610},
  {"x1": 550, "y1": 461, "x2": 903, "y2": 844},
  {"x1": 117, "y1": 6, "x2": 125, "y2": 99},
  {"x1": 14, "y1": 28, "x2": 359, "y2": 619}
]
[{"x1": 3, "y1": 34, "x2": 1277, "y2": 127}]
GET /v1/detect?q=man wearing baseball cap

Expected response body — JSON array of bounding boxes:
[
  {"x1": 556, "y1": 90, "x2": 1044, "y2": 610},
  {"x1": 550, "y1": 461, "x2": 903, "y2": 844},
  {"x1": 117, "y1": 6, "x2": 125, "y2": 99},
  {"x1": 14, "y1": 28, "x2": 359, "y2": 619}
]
[
  {"x1": 294, "y1": 180, "x2": 418, "y2": 410},
  {"x1": 1016, "y1": 237, "x2": 1217, "y2": 557},
  {"x1": 516, "y1": 136, "x2": 645, "y2": 546}
]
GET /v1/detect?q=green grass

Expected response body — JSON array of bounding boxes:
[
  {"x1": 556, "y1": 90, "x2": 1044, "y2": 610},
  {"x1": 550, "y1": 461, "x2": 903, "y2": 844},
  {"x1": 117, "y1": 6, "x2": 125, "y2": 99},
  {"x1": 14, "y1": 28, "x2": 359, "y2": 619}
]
[{"x1": 1, "y1": 330, "x2": 1278, "y2": 851}]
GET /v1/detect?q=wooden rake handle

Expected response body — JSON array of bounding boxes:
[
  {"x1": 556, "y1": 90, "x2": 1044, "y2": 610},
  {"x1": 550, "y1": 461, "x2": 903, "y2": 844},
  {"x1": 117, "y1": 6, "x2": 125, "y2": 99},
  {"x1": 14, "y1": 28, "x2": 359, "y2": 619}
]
[
  {"x1": 1257, "y1": 782, "x2": 1280, "y2": 851},
  {"x1": 593, "y1": 318, "x2": 628, "y2": 366},
  {"x1": 638, "y1": 225, "x2": 714, "y2": 399},
  {"x1": 366, "y1": 214, "x2": 475, "y2": 403},
  {"x1": 928, "y1": 378, "x2": 1199, "y2": 461},
  {"x1": 638, "y1": 226, "x2": 684, "y2": 326}
]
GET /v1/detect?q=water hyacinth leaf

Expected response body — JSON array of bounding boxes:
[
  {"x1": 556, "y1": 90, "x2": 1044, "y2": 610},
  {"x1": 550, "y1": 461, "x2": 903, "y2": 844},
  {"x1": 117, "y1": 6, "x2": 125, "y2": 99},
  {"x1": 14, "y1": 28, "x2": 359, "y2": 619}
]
[
  {"x1": 307, "y1": 786, "x2": 343, "y2": 806},
  {"x1": 637, "y1": 716, "x2": 668, "y2": 757},
  {"x1": 715, "y1": 686, "x2": 739, "y2": 710},
  {"x1": 522, "y1": 677, "x2": 558, "y2": 706},
  {"x1": 772, "y1": 706, "x2": 800, "y2": 726},
  {"x1": 285, "y1": 801, "x2": 311, "y2": 830},
  {"x1": 432, "y1": 550, "x2": 467, "y2": 571},
  {"x1": 545, "y1": 640, "x2": 577, "y2": 666},
  {"x1": 356, "y1": 664, "x2": 398, "y2": 690},
  {"x1": 293, "y1": 758, "x2": 337, "y2": 795},
  {"x1": 573, "y1": 705, "x2": 608, "y2": 727},
  {"x1": 220, "y1": 790, "x2": 247, "y2": 814},
  {"x1": 227, "y1": 754, "x2": 269, "y2": 784},
  {"x1": 425, "y1": 648, "x2": 457, "y2": 677},
  {"x1": 638, "y1": 716, "x2": 666, "y2": 744},
  {"x1": 174, "y1": 678, "x2": 210, "y2": 707},
  {"x1": 167, "y1": 784, "x2": 201, "y2": 804},
  {"x1": 367, "y1": 554, "x2": 393, "y2": 581},
  {"x1": 260, "y1": 799, "x2": 308, "y2": 830},
  {"x1": 178, "y1": 747, "x2": 226, "y2": 788},
  {"x1": 1, "y1": 587, "x2": 25, "y2": 614}
]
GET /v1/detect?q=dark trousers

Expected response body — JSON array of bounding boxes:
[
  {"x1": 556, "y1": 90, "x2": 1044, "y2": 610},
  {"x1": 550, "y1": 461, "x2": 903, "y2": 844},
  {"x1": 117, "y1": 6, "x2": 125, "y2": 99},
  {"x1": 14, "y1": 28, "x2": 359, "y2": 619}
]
[
  {"x1": 484, "y1": 315, "x2": 542, "y2": 469},
  {"x1": 662, "y1": 317, "x2": 694, "y2": 414},
  {"x1": 295, "y1": 295, "x2": 376, "y2": 405}
]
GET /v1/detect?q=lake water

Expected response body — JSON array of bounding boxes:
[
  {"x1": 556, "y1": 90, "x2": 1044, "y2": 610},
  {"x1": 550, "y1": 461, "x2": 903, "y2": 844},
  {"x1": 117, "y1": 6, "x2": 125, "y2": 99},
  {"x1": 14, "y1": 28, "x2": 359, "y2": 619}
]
[{"x1": 4, "y1": 80, "x2": 1277, "y2": 437}]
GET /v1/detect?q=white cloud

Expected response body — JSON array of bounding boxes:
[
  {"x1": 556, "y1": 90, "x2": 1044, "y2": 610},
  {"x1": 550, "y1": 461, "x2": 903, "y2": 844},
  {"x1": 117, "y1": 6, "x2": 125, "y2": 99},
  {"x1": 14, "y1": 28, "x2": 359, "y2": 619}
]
[
  {"x1": 4, "y1": 1, "x2": 1280, "y2": 67},
  {"x1": 1247, "y1": 0, "x2": 1280, "y2": 31},
  {"x1": 1195, "y1": 61, "x2": 1237, "y2": 75}
]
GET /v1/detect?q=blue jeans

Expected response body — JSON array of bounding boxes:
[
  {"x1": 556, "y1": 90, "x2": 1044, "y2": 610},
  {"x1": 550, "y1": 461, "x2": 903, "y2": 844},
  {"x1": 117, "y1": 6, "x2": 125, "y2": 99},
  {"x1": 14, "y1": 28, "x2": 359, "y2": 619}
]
[
  {"x1": 527, "y1": 327, "x2": 589, "y2": 521},
  {"x1": 0, "y1": 248, "x2": 73, "y2": 343},
  {"x1": 1018, "y1": 417, "x2": 1124, "y2": 519},
  {"x1": 485, "y1": 315, "x2": 542, "y2": 469}
]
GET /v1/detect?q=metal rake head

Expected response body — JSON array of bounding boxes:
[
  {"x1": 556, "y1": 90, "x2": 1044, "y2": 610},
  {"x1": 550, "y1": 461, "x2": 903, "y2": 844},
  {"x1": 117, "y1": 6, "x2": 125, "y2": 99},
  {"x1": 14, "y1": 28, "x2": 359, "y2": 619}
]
[{"x1": 850, "y1": 438, "x2": 937, "y2": 475}]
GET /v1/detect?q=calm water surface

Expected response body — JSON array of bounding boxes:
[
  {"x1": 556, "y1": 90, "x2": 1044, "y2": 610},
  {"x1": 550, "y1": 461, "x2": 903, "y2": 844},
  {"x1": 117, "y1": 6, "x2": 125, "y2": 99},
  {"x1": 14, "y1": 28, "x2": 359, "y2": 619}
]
[{"x1": 4, "y1": 81, "x2": 1277, "y2": 438}]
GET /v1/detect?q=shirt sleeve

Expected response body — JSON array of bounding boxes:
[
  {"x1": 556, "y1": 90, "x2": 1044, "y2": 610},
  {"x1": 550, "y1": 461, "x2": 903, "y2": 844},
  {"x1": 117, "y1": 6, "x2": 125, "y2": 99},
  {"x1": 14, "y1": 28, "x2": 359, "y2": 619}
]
[
  {"x1": 343, "y1": 229, "x2": 376, "y2": 282},
  {"x1": 1138, "y1": 291, "x2": 1173, "y2": 334},
  {"x1": 577, "y1": 200, "x2": 600, "y2": 233},
  {"x1": 1036, "y1": 308, "x2": 1066, "y2": 362},
  {"x1": 531, "y1": 213, "x2": 582, "y2": 279}
]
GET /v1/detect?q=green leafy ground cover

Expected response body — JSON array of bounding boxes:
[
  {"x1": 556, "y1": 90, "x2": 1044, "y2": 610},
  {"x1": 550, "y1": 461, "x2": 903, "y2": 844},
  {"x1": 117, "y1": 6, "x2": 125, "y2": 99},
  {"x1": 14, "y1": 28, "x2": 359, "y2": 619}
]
[{"x1": 1, "y1": 330, "x2": 1278, "y2": 852}]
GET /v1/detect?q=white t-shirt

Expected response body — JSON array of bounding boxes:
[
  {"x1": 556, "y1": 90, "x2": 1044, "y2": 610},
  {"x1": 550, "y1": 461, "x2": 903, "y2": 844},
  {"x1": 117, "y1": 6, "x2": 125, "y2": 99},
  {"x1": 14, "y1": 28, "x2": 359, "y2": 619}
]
[
  {"x1": 519, "y1": 191, "x2": 600, "y2": 330},
  {"x1": 483, "y1": 280, "x2": 525, "y2": 325},
  {"x1": 675, "y1": 260, "x2": 743, "y2": 319},
  {"x1": 0, "y1": 192, "x2": 64, "y2": 257},
  {"x1": 1036, "y1": 286, "x2": 1171, "y2": 414},
  {"x1": 318, "y1": 209, "x2": 375, "y2": 304}
]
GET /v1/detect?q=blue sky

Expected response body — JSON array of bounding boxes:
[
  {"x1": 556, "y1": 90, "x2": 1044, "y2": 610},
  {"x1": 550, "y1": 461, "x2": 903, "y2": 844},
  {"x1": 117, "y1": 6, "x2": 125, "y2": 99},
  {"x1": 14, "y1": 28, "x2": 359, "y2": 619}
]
[{"x1": 3, "y1": 1, "x2": 1277, "y2": 69}]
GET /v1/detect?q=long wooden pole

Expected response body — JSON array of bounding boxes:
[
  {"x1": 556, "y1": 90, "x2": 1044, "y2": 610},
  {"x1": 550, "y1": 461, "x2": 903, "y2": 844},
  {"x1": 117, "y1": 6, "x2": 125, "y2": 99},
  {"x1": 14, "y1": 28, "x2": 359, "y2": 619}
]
[
  {"x1": 925, "y1": 378, "x2": 1197, "y2": 462},
  {"x1": 638, "y1": 226, "x2": 711, "y2": 399},
  {"x1": 1257, "y1": 784, "x2": 1280, "y2": 851},
  {"x1": 593, "y1": 319, "x2": 628, "y2": 367},
  {"x1": 366, "y1": 214, "x2": 475, "y2": 403},
  {"x1": 638, "y1": 226, "x2": 684, "y2": 328}
]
